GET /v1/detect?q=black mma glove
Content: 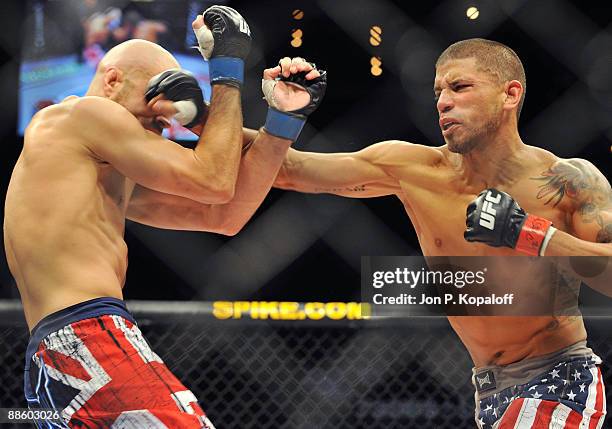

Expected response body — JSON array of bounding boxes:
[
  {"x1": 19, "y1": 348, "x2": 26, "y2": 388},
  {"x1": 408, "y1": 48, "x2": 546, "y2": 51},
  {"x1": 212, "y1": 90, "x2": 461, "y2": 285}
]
[
  {"x1": 145, "y1": 69, "x2": 206, "y2": 129},
  {"x1": 193, "y1": 5, "x2": 251, "y2": 88},
  {"x1": 261, "y1": 67, "x2": 327, "y2": 141},
  {"x1": 464, "y1": 188, "x2": 557, "y2": 256}
]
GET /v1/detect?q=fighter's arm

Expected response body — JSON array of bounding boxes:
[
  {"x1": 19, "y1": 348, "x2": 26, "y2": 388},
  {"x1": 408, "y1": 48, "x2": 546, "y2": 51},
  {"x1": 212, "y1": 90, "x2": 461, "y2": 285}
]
[
  {"x1": 543, "y1": 159, "x2": 612, "y2": 255},
  {"x1": 275, "y1": 141, "x2": 432, "y2": 198},
  {"x1": 74, "y1": 93, "x2": 240, "y2": 204},
  {"x1": 127, "y1": 57, "x2": 327, "y2": 234},
  {"x1": 538, "y1": 159, "x2": 612, "y2": 296},
  {"x1": 127, "y1": 128, "x2": 291, "y2": 235},
  {"x1": 464, "y1": 159, "x2": 612, "y2": 296}
]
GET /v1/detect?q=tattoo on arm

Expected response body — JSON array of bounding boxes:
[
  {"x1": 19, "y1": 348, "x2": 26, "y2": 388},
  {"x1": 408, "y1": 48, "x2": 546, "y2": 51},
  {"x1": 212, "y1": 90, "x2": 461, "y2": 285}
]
[
  {"x1": 531, "y1": 159, "x2": 612, "y2": 243},
  {"x1": 314, "y1": 185, "x2": 367, "y2": 193}
]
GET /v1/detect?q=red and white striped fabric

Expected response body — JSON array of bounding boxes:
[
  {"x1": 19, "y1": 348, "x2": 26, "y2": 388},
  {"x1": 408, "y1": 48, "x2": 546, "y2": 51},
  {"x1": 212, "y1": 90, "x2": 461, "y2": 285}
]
[{"x1": 477, "y1": 358, "x2": 606, "y2": 429}]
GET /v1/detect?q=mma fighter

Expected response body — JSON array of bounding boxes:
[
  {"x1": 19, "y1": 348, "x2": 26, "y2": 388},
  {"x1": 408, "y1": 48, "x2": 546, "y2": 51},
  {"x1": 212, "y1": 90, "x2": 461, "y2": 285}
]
[
  {"x1": 4, "y1": 5, "x2": 326, "y2": 428},
  {"x1": 275, "y1": 38, "x2": 611, "y2": 428}
]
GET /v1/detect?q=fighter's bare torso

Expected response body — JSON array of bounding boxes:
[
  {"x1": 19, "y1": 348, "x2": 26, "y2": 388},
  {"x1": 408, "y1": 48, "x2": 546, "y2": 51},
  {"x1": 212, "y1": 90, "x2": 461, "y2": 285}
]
[
  {"x1": 388, "y1": 143, "x2": 586, "y2": 367},
  {"x1": 4, "y1": 97, "x2": 134, "y2": 328}
]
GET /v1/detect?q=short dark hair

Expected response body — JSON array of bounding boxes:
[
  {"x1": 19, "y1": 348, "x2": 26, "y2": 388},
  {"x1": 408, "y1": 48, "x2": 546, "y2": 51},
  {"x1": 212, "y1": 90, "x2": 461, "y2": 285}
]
[{"x1": 436, "y1": 38, "x2": 526, "y2": 119}]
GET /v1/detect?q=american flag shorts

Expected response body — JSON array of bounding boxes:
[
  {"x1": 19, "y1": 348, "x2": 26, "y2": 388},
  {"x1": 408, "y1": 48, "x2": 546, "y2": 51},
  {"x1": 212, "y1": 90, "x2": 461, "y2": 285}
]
[
  {"x1": 24, "y1": 297, "x2": 215, "y2": 429},
  {"x1": 476, "y1": 355, "x2": 606, "y2": 429}
]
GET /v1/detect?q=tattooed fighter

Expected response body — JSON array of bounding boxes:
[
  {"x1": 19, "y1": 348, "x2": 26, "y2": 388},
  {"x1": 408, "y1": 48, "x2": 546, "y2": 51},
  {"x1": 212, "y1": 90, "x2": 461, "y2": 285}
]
[{"x1": 275, "y1": 39, "x2": 611, "y2": 428}]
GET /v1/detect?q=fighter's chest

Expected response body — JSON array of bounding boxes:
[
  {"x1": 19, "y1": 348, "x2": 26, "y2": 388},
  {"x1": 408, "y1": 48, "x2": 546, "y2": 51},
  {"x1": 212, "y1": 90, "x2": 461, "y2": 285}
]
[{"x1": 397, "y1": 178, "x2": 570, "y2": 256}]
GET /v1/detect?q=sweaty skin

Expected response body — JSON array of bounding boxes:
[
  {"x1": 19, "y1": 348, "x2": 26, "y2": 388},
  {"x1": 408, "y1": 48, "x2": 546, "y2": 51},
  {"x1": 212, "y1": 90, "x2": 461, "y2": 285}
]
[
  {"x1": 4, "y1": 40, "x2": 301, "y2": 330},
  {"x1": 275, "y1": 57, "x2": 612, "y2": 367}
]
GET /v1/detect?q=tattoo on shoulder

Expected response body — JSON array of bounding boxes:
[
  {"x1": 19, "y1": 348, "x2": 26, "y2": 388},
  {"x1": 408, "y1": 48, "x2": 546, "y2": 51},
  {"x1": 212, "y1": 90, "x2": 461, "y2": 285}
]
[
  {"x1": 314, "y1": 185, "x2": 367, "y2": 193},
  {"x1": 597, "y1": 224, "x2": 612, "y2": 243},
  {"x1": 531, "y1": 159, "x2": 612, "y2": 243}
]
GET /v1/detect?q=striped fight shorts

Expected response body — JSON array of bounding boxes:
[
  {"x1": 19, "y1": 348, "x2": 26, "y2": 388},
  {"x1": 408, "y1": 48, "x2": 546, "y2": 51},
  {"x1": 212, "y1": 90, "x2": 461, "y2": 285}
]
[
  {"x1": 24, "y1": 297, "x2": 215, "y2": 429},
  {"x1": 474, "y1": 341, "x2": 606, "y2": 429}
]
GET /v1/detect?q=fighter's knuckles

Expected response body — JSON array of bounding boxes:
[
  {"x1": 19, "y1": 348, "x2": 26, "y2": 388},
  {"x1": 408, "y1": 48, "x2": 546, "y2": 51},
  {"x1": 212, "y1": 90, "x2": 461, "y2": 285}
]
[
  {"x1": 263, "y1": 66, "x2": 281, "y2": 80},
  {"x1": 305, "y1": 70, "x2": 320, "y2": 80},
  {"x1": 192, "y1": 15, "x2": 204, "y2": 29},
  {"x1": 152, "y1": 99, "x2": 178, "y2": 116},
  {"x1": 147, "y1": 93, "x2": 165, "y2": 106}
]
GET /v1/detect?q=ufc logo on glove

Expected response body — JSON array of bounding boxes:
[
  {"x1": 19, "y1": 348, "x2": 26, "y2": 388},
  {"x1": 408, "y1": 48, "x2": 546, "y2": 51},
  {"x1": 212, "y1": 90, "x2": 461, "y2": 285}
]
[
  {"x1": 464, "y1": 188, "x2": 556, "y2": 256},
  {"x1": 479, "y1": 190, "x2": 502, "y2": 230}
]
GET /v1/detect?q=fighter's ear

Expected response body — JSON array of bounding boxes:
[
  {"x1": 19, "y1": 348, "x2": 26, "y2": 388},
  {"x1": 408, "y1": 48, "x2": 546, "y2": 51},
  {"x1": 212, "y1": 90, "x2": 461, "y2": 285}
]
[
  {"x1": 103, "y1": 67, "x2": 123, "y2": 97},
  {"x1": 503, "y1": 80, "x2": 523, "y2": 112}
]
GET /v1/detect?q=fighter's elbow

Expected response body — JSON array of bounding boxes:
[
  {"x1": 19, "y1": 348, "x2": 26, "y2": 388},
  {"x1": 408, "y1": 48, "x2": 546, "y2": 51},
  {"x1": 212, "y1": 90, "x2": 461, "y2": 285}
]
[
  {"x1": 211, "y1": 183, "x2": 235, "y2": 204},
  {"x1": 193, "y1": 179, "x2": 235, "y2": 204},
  {"x1": 189, "y1": 153, "x2": 237, "y2": 203},
  {"x1": 208, "y1": 217, "x2": 244, "y2": 236},
  {"x1": 220, "y1": 223, "x2": 243, "y2": 236}
]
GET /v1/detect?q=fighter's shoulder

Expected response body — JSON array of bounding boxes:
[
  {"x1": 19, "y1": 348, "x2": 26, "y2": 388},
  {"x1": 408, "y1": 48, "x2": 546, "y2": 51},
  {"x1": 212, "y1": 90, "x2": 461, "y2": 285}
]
[
  {"x1": 538, "y1": 152, "x2": 605, "y2": 182},
  {"x1": 69, "y1": 96, "x2": 134, "y2": 125},
  {"x1": 66, "y1": 97, "x2": 145, "y2": 147},
  {"x1": 533, "y1": 151, "x2": 611, "y2": 209},
  {"x1": 363, "y1": 140, "x2": 443, "y2": 165}
]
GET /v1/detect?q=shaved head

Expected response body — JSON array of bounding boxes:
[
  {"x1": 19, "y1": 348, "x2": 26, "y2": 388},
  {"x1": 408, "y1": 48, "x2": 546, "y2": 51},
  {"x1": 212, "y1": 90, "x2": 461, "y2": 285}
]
[
  {"x1": 95, "y1": 39, "x2": 179, "y2": 82},
  {"x1": 85, "y1": 39, "x2": 181, "y2": 131}
]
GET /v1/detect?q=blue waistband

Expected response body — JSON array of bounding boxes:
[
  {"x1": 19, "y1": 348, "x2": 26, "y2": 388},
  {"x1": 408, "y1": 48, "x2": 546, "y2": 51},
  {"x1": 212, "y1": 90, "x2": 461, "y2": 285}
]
[{"x1": 25, "y1": 297, "x2": 135, "y2": 370}]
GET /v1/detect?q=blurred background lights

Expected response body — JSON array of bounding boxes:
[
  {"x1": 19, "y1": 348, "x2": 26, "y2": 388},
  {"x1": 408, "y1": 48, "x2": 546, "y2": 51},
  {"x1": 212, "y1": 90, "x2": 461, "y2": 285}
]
[
  {"x1": 291, "y1": 28, "x2": 303, "y2": 47},
  {"x1": 370, "y1": 56, "x2": 382, "y2": 76},
  {"x1": 369, "y1": 25, "x2": 382, "y2": 46},
  {"x1": 466, "y1": 6, "x2": 480, "y2": 20}
]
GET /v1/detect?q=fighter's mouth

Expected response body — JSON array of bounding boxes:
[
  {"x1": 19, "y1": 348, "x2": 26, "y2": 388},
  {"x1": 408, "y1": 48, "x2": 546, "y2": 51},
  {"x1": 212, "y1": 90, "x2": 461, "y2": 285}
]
[
  {"x1": 442, "y1": 122, "x2": 458, "y2": 131},
  {"x1": 439, "y1": 118, "x2": 460, "y2": 131}
]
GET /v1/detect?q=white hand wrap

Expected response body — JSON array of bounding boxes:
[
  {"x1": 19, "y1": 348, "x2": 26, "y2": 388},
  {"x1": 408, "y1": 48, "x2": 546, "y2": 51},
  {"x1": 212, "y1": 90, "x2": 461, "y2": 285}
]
[
  {"x1": 194, "y1": 25, "x2": 214, "y2": 60},
  {"x1": 172, "y1": 100, "x2": 198, "y2": 127},
  {"x1": 262, "y1": 78, "x2": 280, "y2": 109}
]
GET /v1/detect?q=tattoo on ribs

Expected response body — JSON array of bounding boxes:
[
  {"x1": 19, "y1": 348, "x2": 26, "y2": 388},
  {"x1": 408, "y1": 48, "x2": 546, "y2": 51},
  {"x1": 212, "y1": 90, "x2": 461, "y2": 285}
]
[{"x1": 532, "y1": 160, "x2": 612, "y2": 243}]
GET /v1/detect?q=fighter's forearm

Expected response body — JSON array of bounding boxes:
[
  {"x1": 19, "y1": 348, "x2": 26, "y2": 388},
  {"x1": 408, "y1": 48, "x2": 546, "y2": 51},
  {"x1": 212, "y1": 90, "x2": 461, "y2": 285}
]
[
  {"x1": 209, "y1": 129, "x2": 292, "y2": 235},
  {"x1": 190, "y1": 126, "x2": 259, "y2": 151},
  {"x1": 274, "y1": 148, "x2": 332, "y2": 193},
  {"x1": 193, "y1": 85, "x2": 243, "y2": 201},
  {"x1": 274, "y1": 149, "x2": 389, "y2": 198},
  {"x1": 545, "y1": 229, "x2": 612, "y2": 257},
  {"x1": 545, "y1": 230, "x2": 612, "y2": 296},
  {"x1": 274, "y1": 148, "x2": 302, "y2": 191},
  {"x1": 241, "y1": 127, "x2": 259, "y2": 152}
]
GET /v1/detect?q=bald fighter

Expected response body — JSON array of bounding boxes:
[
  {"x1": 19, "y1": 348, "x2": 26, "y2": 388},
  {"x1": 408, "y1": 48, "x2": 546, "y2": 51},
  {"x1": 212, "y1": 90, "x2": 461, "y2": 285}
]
[
  {"x1": 4, "y1": 4, "x2": 326, "y2": 428},
  {"x1": 275, "y1": 39, "x2": 611, "y2": 428}
]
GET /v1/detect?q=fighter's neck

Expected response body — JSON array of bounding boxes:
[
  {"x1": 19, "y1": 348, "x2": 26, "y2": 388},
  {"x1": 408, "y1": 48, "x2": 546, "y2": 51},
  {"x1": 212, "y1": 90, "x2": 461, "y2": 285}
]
[{"x1": 453, "y1": 132, "x2": 529, "y2": 188}]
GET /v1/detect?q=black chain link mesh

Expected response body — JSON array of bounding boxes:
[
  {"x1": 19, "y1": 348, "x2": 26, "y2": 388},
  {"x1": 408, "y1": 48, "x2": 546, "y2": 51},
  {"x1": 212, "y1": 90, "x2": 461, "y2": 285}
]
[{"x1": 0, "y1": 317, "x2": 610, "y2": 428}]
